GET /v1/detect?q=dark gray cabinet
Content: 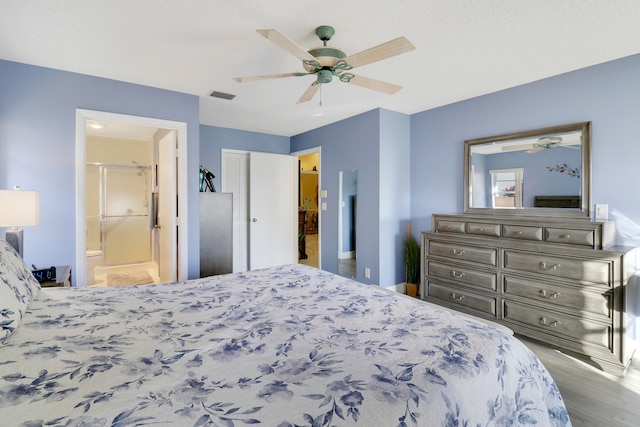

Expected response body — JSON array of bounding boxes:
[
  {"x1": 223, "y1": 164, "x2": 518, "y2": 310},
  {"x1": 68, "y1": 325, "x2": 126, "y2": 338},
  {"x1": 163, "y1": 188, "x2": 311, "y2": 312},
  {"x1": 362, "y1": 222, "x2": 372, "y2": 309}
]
[{"x1": 200, "y1": 193, "x2": 233, "y2": 277}]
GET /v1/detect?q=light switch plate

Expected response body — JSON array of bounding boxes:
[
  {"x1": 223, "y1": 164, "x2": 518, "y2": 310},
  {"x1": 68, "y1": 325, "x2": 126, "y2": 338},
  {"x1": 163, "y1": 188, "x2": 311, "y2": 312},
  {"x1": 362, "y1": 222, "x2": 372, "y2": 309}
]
[
  {"x1": 595, "y1": 204, "x2": 608, "y2": 220},
  {"x1": 320, "y1": 189, "x2": 327, "y2": 198}
]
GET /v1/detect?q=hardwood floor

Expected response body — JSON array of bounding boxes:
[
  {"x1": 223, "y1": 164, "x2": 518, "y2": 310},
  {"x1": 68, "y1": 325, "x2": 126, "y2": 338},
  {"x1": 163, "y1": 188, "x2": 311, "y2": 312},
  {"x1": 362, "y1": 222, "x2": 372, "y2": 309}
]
[
  {"x1": 520, "y1": 336, "x2": 640, "y2": 427},
  {"x1": 299, "y1": 233, "x2": 319, "y2": 268}
]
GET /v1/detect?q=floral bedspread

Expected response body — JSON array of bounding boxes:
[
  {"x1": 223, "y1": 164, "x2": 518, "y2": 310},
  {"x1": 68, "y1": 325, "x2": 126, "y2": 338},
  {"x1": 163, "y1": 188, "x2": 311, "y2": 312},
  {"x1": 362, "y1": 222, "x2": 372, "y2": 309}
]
[{"x1": 0, "y1": 264, "x2": 570, "y2": 426}]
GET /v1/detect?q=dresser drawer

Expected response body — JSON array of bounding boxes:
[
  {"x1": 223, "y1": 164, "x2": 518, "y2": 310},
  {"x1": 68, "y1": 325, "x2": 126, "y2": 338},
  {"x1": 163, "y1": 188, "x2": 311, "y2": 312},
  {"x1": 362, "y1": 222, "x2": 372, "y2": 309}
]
[
  {"x1": 503, "y1": 301, "x2": 611, "y2": 349},
  {"x1": 436, "y1": 220, "x2": 465, "y2": 234},
  {"x1": 545, "y1": 227, "x2": 595, "y2": 247},
  {"x1": 429, "y1": 261, "x2": 497, "y2": 291},
  {"x1": 503, "y1": 275, "x2": 610, "y2": 317},
  {"x1": 502, "y1": 224, "x2": 543, "y2": 241},
  {"x1": 466, "y1": 222, "x2": 501, "y2": 237},
  {"x1": 428, "y1": 241, "x2": 497, "y2": 267},
  {"x1": 428, "y1": 282, "x2": 497, "y2": 317},
  {"x1": 503, "y1": 250, "x2": 612, "y2": 285}
]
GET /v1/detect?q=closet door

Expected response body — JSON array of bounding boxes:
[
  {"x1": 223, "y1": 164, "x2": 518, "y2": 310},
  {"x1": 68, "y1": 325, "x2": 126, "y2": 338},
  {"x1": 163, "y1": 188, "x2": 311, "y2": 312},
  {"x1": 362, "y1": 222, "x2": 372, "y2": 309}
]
[
  {"x1": 249, "y1": 151, "x2": 297, "y2": 270},
  {"x1": 222, "y1": 150, "x2": 297, "y2": 272},
  {"x1": 222, "y1": 151, "x2": 249, "y2": 272}
]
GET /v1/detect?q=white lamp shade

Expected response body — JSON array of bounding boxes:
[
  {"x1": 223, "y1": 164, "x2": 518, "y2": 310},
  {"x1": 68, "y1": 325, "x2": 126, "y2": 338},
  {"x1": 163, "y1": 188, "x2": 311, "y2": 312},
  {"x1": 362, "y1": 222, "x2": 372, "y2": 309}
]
[{"x1": 0, "y1": 189, "x2": 40, "y2": 227}]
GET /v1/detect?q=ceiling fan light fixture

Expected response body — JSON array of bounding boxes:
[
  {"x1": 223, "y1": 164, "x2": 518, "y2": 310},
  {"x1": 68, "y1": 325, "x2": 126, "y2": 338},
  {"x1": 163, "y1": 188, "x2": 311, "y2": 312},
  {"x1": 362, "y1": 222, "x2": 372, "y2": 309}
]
[
  {"x1": 317, "y1": 69, "x2": 333, "y2": 84},
  {"x1": 306, "y1": 47, "x2": 346, "y2": 69}
]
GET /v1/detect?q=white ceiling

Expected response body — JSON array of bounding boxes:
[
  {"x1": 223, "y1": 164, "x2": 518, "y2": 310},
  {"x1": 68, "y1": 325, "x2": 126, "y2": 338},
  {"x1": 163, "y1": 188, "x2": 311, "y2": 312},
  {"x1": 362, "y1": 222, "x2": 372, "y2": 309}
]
[{"x1": 2, "y1": 1, "x2": 640, "y2": 137}]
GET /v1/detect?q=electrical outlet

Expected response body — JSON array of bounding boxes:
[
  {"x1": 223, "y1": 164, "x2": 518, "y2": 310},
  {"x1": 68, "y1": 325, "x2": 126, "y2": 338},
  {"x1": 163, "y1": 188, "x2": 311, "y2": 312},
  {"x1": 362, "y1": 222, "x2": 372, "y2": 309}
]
[
  {"x1": 364, "y1": 267, "x2": 370, "y2": 279},
  {"x1": 595, "y1": 204, "x2": 608, "y2": 220}
]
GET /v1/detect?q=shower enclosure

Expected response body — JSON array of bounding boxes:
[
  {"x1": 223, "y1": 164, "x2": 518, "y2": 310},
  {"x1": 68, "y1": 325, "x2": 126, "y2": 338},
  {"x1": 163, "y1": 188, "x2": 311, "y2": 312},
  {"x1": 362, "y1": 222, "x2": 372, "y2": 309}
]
[{"x1": 86, "y1": 163, "x2": 152, "y2": 266}]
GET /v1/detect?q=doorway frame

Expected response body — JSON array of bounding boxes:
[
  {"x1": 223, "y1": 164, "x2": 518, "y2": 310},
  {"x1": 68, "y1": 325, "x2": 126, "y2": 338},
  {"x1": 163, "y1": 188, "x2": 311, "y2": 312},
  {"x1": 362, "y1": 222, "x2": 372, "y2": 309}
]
[
  {"x1": 75, "y1": 109, "x2": 189, "y2": 287},
  {"x1": 290, "y1": 146, "x2": 322, "y2": 269}
]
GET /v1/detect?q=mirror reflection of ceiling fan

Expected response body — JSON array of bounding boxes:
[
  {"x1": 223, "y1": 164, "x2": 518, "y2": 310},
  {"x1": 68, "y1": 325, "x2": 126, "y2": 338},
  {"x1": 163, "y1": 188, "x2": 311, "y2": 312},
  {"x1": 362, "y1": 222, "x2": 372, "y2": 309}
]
[
  {"x1": 501, "y1": 136, "x2": 579, "y2": 154},
  {"x1": 233, "y1": 25, "x2": 415, "y2": 104}
]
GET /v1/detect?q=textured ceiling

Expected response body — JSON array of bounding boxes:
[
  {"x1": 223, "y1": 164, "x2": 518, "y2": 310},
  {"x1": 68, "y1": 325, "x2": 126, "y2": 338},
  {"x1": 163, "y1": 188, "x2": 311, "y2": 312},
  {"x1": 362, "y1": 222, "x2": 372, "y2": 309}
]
[{"x1": 2, "y1": 1, "x2": 640, "y2": 137}]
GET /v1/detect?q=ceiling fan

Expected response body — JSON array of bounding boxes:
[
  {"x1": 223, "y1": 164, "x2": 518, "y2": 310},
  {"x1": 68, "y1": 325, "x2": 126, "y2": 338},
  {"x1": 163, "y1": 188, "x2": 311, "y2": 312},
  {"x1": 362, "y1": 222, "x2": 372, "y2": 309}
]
[
  {"x1": 233, "y1": 25, "x2": 415, "y2": 104},
  {"x1": 501, "y1": 136, "x2": 579, "y2": 154}
]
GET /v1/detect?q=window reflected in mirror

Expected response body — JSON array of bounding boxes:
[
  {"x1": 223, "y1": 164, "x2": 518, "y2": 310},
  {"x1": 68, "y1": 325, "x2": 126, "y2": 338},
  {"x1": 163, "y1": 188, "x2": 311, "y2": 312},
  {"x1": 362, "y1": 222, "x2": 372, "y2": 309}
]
[
  {"x1": 338, "y1": 170, "x2": 357, "y2": 277},
  {"x1": 489, "y1": 168, "x2": 523, "y2": 208}
]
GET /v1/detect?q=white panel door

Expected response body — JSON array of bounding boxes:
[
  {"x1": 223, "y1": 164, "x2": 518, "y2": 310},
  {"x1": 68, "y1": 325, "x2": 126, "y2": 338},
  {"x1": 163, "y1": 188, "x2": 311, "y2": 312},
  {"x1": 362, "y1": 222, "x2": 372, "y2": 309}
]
[
  {"x1": 222, "y1": 151, "x2": 249, "y2": 272},
  {"x1": 158, "y1": 131, "x2": 177, "y2": 283},
  {"x1": 249, "y1": 152, "x2": 297, "y2": 270}
]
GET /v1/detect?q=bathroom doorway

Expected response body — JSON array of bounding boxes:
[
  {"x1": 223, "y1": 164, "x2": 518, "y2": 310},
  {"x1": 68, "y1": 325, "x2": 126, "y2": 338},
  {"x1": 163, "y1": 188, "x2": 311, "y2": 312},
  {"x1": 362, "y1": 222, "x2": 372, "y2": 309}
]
[{"x1": 75, "y1": 109, "x2": 188, "y2": 287}]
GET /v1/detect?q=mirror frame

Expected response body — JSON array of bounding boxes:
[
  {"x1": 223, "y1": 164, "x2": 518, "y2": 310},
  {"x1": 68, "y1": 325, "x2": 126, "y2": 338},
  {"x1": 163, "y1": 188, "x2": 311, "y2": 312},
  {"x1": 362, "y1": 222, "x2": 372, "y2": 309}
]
[{"x1": 464, "y1": 121, "x2": 591, "y2": 219}]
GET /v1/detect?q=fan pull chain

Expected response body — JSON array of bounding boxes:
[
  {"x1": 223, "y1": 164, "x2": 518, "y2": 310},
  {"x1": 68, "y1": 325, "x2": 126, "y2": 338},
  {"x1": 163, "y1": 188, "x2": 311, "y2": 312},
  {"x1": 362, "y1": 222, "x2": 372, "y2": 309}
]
[{"x1": 319, "y1": 84, "x2": 323, "y2": 107}]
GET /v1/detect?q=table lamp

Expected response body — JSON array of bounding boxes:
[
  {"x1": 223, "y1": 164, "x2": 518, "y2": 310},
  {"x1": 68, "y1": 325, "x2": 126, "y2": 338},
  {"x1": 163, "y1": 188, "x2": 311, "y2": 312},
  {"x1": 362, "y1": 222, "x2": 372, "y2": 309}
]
[{"x1": 0, "y1": 186, "x2": 40, "y2": 258}]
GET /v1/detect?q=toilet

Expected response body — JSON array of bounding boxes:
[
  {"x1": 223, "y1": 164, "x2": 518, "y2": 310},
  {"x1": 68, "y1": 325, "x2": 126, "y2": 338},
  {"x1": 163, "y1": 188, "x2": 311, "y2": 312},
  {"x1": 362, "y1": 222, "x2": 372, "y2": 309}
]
[{"x1": 86, "y1": 250, "x2": 104, "y2": 285}]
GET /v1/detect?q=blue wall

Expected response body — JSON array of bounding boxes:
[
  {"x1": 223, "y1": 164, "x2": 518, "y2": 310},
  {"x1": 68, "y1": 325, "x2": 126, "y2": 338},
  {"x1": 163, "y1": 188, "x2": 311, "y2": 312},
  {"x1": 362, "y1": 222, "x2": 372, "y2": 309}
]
[
  {"x1": 199, "y1": 125, "x2": 290, "y2": 190},
  {"x1": 411, "y1": 54, "x2": 640, "y2": 247},
  {"x1": 290, "y1": 109, "x2": 411, "y2": 286},
  {"x1": 291, "y1": 110, "x2": 381, "y2": 283},
  {"x1": 0, "y1": 60, "x2": 201, "y2": 279},
  {"x1": 379, "y1": 109, "x2": 411, "y2": 286}
]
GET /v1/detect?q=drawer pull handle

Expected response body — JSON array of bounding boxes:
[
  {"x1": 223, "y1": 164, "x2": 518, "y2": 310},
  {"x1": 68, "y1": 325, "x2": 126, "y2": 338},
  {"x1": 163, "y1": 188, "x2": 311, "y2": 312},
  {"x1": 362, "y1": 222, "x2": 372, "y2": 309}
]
[
  {"x1": 539, "y1": 262, "x2": 560, "y2": 271},
  {"x1": 540, "y1": 290, "x2": 560, "y2": 299},
  {"x1": 451, "y1": 249, "x2": 466, "y2": 256},
  {"x1": 540, "y1": 317, "x2": 560, "y2": 327},
  {"x1": 479, "y1": 227, "x2": 484, "y2": 232},
  {"x1": 451, "y1": 271, "x2": 465, "y2": 279},
  {"x1": 515, "y1": 231, "x2": 524, "y2": 235},
  {"x1": 450, "y1": 293, "x2": 465, "y2": 301},
  {"x1": 560, "y1": 234, "x2": 571, "y2": 239}
]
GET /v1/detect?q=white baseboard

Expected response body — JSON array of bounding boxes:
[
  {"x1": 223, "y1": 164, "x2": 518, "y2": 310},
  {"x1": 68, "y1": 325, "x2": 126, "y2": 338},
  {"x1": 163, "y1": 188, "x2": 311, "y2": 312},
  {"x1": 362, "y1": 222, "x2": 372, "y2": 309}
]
[
  {"x1": 338, "y1": 250, "x2": 356, "y2": 260},
  {"x1": 384, "y1": 283, "x2": 406, "y2": 293}
]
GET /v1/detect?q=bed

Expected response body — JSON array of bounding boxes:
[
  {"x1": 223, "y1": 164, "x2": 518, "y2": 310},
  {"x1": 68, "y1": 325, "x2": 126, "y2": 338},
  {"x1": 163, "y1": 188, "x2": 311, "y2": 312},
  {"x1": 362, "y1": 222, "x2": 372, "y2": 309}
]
[{"x1": 0, "y1": 241, "x2": 571, "y2": 426}]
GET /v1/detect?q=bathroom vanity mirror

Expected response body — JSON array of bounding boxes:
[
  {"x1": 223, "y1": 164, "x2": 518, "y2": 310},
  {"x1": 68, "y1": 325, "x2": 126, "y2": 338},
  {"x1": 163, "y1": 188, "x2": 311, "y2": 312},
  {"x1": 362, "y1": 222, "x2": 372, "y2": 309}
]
[
  {"x1": 338, "y1": 170, "x2": 358, "y2": 277},
  {"x1": 464, "y1": 121, "x2": 591, "y2": 218}
]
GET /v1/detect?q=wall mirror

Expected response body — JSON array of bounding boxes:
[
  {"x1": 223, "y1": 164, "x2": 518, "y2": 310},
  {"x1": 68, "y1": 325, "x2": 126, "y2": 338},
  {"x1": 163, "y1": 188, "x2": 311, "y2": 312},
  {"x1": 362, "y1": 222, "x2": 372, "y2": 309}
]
[
  {"x1": 464, "y1": 121, "x2": 591, "y2": 218},
  {"x1": 338, "y1": 170, "x2": 357, "y2": 277}
]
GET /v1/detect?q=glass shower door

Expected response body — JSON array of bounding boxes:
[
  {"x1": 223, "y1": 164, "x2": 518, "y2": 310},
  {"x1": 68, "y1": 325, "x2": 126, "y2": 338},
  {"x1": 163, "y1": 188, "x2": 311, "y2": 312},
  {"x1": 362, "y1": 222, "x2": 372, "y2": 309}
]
[{"x1": 103, "y1": 166, "x2": 151, "y2": 265}]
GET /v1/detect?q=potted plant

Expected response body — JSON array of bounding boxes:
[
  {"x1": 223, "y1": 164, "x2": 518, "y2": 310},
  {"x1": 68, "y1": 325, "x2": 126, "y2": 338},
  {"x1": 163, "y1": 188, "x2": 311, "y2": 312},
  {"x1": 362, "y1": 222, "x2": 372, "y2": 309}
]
[{"x1": 404, "y1": 224, "x2": 420, "y2": 297}]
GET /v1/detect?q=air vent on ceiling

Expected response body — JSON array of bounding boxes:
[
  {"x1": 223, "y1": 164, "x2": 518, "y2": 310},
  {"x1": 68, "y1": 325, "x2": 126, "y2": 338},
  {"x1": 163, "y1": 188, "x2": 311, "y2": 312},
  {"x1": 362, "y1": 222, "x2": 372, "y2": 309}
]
[{"x1": 209, "y1": 90, "x2": 236, "y2": 100}]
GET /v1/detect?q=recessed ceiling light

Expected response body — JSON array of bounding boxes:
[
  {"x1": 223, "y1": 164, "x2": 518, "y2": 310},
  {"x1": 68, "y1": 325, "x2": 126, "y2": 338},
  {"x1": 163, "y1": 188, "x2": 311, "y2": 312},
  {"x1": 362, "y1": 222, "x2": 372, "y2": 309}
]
[{"x1": 88, "y1": 122, "x2": 105, "y2": 130}]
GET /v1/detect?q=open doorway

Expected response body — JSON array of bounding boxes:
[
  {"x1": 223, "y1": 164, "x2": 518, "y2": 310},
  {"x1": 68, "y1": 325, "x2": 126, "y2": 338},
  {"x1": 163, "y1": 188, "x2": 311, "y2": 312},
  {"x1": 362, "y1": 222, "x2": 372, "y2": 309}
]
[
  {"x1": 75, "y1": 110, "x2": 189, "y2": 287},
  {"x1": 292, "y1": 147, "x2": 321, "y2": 269}
]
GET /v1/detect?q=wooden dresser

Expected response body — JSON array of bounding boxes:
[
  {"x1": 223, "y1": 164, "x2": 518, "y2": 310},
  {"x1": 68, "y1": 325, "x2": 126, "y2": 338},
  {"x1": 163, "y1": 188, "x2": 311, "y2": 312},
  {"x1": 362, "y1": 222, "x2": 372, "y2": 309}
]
[{"x1": 421, "y1": 214, "x2": 637, "y2": 376}]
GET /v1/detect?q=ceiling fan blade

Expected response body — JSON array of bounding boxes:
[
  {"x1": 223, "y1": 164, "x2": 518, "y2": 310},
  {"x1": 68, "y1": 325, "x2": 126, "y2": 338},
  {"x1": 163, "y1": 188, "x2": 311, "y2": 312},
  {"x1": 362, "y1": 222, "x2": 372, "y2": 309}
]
[
  {"x1": 257, "y1": 29, "x2": 316, "y2": 62},
  {"x1": 297, "y1": 83, "x2": 321, "y2": 104},
  {"x1": 342, "y1": 36, "x2": 415, "y2": 69},
  {"x1": 526, "y1": 146, "x2": 545, "y2": 154},
  {"x1": 347, "y1": 74, "x2": 402, "y2": 94},
  {"x1": 501, "y1": 143, "x2": 534, "y2": 152},
  {"x1": 233, "y1": 72, "x2": 304, "y2": 83}
]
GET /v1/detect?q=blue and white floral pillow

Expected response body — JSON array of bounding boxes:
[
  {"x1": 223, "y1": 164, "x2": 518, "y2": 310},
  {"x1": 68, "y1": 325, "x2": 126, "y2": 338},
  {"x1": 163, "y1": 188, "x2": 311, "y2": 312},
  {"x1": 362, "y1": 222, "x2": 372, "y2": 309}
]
[{"x1": 0, "y1": 240, "x2": 40, "y2": 343}]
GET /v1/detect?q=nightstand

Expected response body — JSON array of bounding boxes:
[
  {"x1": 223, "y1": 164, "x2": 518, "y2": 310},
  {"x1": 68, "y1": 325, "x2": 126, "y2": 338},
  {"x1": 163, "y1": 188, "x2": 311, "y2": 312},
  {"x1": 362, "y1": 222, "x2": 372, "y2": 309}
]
[{"x1": 39, "y1": 265, "x2": 72, "y2": 288}]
